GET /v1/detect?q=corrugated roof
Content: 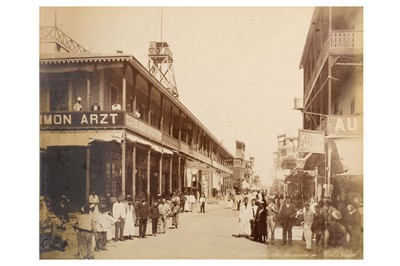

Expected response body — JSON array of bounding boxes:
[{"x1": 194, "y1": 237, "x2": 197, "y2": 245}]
[{"x1": 40, "y1": 52, "x2": 134, "y2": 64}]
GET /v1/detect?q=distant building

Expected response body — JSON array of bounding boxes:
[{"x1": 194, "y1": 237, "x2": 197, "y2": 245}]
[{"x1": 232, "y1": 140, "x2": 257, "y2": 193}]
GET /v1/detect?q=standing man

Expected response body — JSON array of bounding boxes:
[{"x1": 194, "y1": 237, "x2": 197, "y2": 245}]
[
  {"x1": 238, "y1": 196, "x2": 252, "y2": 237},
  {"x1": 250, "y1": 199, "x2": 259, "y2": 239},
  {"x1": 137, "y1": 198, "x2": 150, "y2": 238},
  {"x1": 88, "y1": 190, "x2": 100, "y2": 213},
  {"x1": 279, "y1": 197, "x2": 296, "y2": 245},
  {"x1": 267, "y1": 198, "x2": 278, "y2": 245},
  {"x1": 303, "y1": 203, "x2": 315, "y2": 251},
  {"x1": 112, "y1": 196, "x2": 126, "y2": 241},
  {"x1": 90, "y1": 100, "x2": 101, "y2": 111},
  {"x1": 73, "y1": 97, "x2": 83, "y2": 111},
  {"x1": 158, "y1": 198, "x2": 171, "y2": 233},
  {"x1": 199, "y1": 193, "x2": 206, "y2": 213}
]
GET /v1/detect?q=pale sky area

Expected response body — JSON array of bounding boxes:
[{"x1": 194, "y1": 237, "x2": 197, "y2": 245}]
[{"x1": 40, "y1": 7, "x2": 315, "y2": 186}]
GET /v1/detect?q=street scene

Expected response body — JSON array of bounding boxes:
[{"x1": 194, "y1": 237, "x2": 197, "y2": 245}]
[
  {"x1": 39, "y1": 6, "x2": 363, "y2": 260},
  {"x1": 40, "y1": 199, "x2": 361, "y2": 259}
]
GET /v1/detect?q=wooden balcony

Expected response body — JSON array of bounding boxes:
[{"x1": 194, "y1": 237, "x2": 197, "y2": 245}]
[{"x1": 330, "y1": 30, "x2": 363, "y2": 50}]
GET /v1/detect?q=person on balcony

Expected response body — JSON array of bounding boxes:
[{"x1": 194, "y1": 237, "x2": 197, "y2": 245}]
[
  {"x1": 111, "y1": 102, "x2": 121, "y2": 111},
  {"x1": 90, "y1": 100, "x2": 101, "y2": 111},
  {"x1": 73, "y1": 97, "x2": 83, "y2": 111}
]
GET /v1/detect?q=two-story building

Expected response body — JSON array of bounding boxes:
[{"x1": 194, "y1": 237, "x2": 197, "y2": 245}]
[
  {"x1": 39, "y1": 26, "x2": 234, "y2": 211},
  {"x1": 292, "y1": 7, "x2": 363, "y2": 205}
]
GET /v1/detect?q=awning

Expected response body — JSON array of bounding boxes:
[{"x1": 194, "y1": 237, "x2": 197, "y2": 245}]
[
  {"x1": 284, "y1": 169, "x2": 315, "y2": 184},
  {"x1": 40, "y1": 130, "x2": 123, "y2": 149},
  {"x1": 126, "y1": 134, "x2": 152, "y2": 147},
  {"x1": 126, "y1": 133, "x2": 174, "y2": 155},
  {"x1": 331, "y1": 138, "x2": 363, "y2": 176},
  {"x1": 162, "y1": 147, "x2": 173, "y2": 155}
]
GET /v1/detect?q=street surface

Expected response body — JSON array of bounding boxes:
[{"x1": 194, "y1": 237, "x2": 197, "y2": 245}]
[{"x1": 40, "y1": 202, "x2": 361, "y2": 259}]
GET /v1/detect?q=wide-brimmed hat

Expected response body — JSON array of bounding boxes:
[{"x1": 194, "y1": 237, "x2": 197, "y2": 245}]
[{"x1": 332, "y1": 210, "x2": 342, "y2": 220}]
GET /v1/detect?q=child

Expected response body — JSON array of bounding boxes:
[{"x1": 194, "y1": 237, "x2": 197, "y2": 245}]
[
  {"x1": 150, "y1": 201, "x2": 160, "y2": 236},
  {"x1": 227, "y1": 199, "x2": 233, "y2": 209},
  {"x1": 200, "y1": 193, "x2": 206, "y2": 213},
  {"x1": 172, "y1": 202, "x2": 180, "y2": 229},
  {"x1": 105, "y1": 211, "x2": 118, "y2": 242}
]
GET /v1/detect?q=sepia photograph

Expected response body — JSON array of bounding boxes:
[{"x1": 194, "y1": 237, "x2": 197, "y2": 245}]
[{"x1": 37, "y1": 5, "x2": 364, "y2": 260}]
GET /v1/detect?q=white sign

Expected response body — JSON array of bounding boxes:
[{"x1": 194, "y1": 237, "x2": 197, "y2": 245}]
[{"x1": 298, "y1": 129, "x2": 325, "y2": 154}]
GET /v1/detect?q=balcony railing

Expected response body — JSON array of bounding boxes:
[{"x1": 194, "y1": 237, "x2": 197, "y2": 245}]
[{"x1": 330, "y1": 30, "x2": 363, "y2": 50}]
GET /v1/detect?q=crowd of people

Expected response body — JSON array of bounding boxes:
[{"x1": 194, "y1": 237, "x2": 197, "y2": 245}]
[
  {"x1": 39, "y1": 190, "x2": 207, "y2": 259},
  {"x1": 233, "y1": 191, "x2": 363, "y2": 254}
]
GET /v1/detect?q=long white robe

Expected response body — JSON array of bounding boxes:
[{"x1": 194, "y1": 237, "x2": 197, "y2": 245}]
[
  {"x1": 238, "y1": 203, "x2": 253, "y2": 235},
  {"x1": 123, "y1": 205, "x2": 135, "y2": 237}
]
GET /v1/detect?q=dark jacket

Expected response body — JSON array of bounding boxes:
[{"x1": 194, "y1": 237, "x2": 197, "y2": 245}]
[
  {"x1": 150, "y1": 205, "x2": 160, "y2": 219},
  {"x1": 311, "y1": 212, "x2": 326, "y2": 233},
  {"x1": 137, "y1": 202, "x2": 150, "y2": 219},
  {"x1": 279, "y1": 203, "x2": 296, "y2": 221}
]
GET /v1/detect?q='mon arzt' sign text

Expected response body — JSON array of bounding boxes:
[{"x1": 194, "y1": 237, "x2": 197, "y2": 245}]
[
  {"x1": 298, "y1": 129, "x2": 325, "y2": 154},
  {"x1": 40, "y1": 111, "x2": 125, "y2": 129}
]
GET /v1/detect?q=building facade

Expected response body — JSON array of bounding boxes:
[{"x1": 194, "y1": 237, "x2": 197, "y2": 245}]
[
  {"x1": 39, "y1": 26, "x2": 234, "y2": 211},
  {"x1": 293, "y1": 7, "x2": 363, "y2": 205}
]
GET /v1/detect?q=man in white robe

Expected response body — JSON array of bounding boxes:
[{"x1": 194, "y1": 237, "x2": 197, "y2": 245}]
[{"x1": 238, "y1": 197, "x2": 252, "y2": 237}]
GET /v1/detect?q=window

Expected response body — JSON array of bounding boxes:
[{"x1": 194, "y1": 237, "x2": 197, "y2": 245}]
[{"x1": 351, "y1": 99, "x2": 355, "y2": 114}]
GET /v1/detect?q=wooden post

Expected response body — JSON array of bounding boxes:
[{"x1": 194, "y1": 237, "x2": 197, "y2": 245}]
[
  {"x1": 160, "y1": 95, "x2": 164, "y2": 132},
  {"x1": 178, "y1": 111, "x2": 182, "y2": 141},
  {"x1": 85, "y1": 146, "x2": 90, "y2": 201},
  {"x1": 170, "y1": 106, "x2": 174, "y2": 136},
  {"x1": 147, "y1": 84, "x2": 152, "y2": 124},
  {"x1": 121, "y1": 140, "x2": 126, "y2": 198},
  {"x1": 86, "y1": 78, "x2": 91, "y2": 110},
  {"x1": 98, "y1": 69, "x2": 105, "y2": 111},
  {"x1": 132, "y1": 143, "x2": 136, "y2": 201},
  {"x1": 178, "y1": 155, "x2": 181, "y2": 192},
  {"x1": 159, "y1": 155, "x2": 163, "y2": 195},
  {"x1": 132, "y1": 70, "x2": 137, "y2": 113},
  {"x1": 169, "y1": 156, "x2": 173, "y2": 194},
  {"x1": 147, "y1": 149, "x2": 151, "y2": 202},
  {"x1": 122, "y1": 77, "x2": 126, "y2": 111}
]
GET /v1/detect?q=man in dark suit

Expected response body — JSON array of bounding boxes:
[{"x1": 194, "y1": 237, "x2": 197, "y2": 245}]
[
  {"x1": 279, "y1": 197, "x2": 296, "y2": 245},
  {"x1": 137, "y1": 198, "x2": 150, "y2": 238}
]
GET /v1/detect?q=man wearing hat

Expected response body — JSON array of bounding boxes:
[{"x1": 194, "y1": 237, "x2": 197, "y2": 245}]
[
  {"x1": 325, "y1": 210, "x2": 346, "y2": 248},
  {"x1": 279, "y1": 197, "x2": 296, "y2": 245},
  {"x1": 73, "y1": 96, "x2": 83, "y2": 111},
  {"x1": 302, "y1": 203, "x2": 315, "y2": 251}
]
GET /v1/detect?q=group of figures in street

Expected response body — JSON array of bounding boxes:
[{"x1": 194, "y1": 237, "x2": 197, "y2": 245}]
[
  {"x1": 236, "y1": 192, "x2": 363, "y2": 255},
  {"x1": 39, "y1": 190, "x2": 207, "y2": 259}
]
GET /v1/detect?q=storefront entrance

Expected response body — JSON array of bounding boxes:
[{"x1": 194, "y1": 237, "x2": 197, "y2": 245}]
[{"x1": 44, "y1": 146, "x2": 86, "y2": 211}]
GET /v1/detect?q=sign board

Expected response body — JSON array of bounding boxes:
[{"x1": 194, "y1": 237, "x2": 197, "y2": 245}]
[
  {"x1": 40, "y1": 111, "x2": 124, "y2": 129},
  {"x1": 298, "y1": 129, "x2": 325, "y2": 154},
  {"x1": 328, "y1": 116, "x2": 363, "y2": 136},
  {"x1": 125, "y1": 114, "x2": 163, "y2": 142}
]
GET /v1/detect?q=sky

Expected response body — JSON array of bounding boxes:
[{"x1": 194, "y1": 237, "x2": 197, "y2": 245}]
[{"x1": 40, "y1": 6, "x2": 313, "y2": 186}]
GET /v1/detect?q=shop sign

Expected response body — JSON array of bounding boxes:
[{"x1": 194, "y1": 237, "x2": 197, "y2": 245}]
[
  {"x1": 187, "y1": 161, "x2": 199, "y2": 168},
  {"x1": 125, "y1": 115, "x2": 163, "y2": 142},
  {"x1": 328, "y1": 116, "x2": 363, "y2": 136},
  {"x1": 40, "y1": 111, "x2": 124, "y2": 129},
  {"x1": 298, "y1": 129, "x2": 325, "y2": 154}
]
